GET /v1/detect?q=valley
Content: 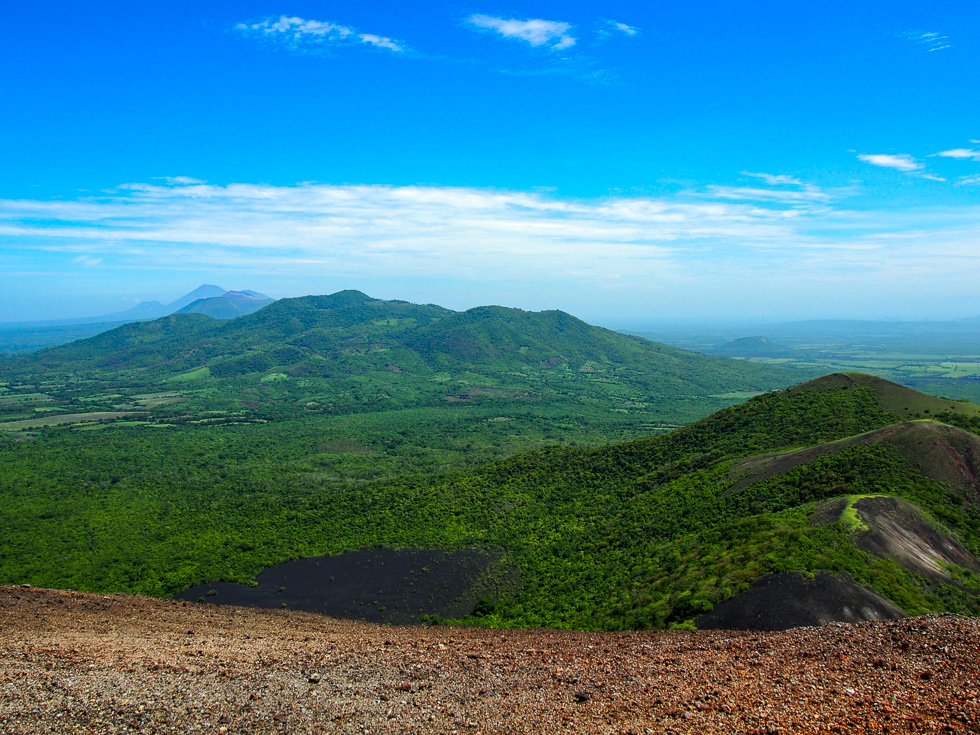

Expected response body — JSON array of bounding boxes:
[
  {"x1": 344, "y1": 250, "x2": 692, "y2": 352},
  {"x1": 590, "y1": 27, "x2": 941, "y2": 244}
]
[{"x1": 632, "y1": 318, "x2": 980, "y2": 404}]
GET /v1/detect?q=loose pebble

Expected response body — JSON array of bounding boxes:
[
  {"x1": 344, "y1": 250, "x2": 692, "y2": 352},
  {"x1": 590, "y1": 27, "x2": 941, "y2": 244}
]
[{"x1": 0, "y1": 585, "x2": 977, "y2": 734}]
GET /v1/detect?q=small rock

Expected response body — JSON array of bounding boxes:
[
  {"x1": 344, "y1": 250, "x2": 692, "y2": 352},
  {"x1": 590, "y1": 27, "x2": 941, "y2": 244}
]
[
  {"x1": 309, "y1": 673, "x2": 321, "y2": 684},
  {"x1": 574, "y1": 691, "x2": 591, "y2": 703}
]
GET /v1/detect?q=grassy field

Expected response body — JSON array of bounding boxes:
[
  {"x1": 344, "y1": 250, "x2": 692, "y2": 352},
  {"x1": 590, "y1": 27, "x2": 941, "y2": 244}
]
[
  {"x1": 629, "y1": 321, "x2": 980, "y2": 404},
  {"x1": 0, "y1": 411, "x2": 139, "y2": 430}
]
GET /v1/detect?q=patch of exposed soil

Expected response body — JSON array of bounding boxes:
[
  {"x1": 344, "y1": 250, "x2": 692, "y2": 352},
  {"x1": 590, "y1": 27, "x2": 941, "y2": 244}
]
[
  {"x1": 890, "y1": 425, "x2": 980, "y2": 502},
  {"x1": 2, "y1": 585, "x2": 978, "y2": 734},
  {"x1": 696, "y1": 572, "x2": 906, "y2": 631},
  {"x1": 725, "y1": 423, "x2": 912, "y2": 494},
  {"x1": 726, "y1": 420, "x2": 980, "y2": 500},
  {"x1": 174, "y1": 547, "x2": 511, "y2": 624},
  {"x1": 855, "y1": 496, "x2": 980, "y2": 582}
]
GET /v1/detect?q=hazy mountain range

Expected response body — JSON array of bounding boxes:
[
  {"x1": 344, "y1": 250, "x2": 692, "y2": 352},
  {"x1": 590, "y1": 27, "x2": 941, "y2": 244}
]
[{"x1": 0, "y1": 285, "x2": 273, "y2": 353}]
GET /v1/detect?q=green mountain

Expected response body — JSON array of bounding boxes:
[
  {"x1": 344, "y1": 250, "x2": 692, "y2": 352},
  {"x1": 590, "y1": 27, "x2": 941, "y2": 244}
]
[
  {"x1": 1, "y1": 291, "x2": 804, "y2": 435},
  {"x1": 0, "y1": 284, "x2": 267, "y2": 354},
  {"x1": 11, "y1": 290, "x2": 780, "y2": 380},
  {"x1": 1, "y1": 370, "x2": 978, "y2": 630}
]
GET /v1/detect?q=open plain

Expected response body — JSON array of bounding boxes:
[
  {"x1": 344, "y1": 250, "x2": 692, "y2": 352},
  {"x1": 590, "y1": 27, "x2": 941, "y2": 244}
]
[{"x1": 1, "y1": 585, "x2": 978, "y2": 734}]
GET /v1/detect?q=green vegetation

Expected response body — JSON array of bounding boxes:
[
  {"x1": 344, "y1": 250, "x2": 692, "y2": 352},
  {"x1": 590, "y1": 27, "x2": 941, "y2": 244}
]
[
  {"x1": 170, "y1": 367, "x2": 211, "y2": 382},
  {"x1": 840, "y1": 495, "x2": 888, "y2": 531},
  {"x1": 0, "y1": 365, "x2": 978, "y2": 629},
  {"x1": 1, "y1": 296, "x2": 978, "y2": 630},
  {"x1": 692, "y1": 329, "x2": 980, "y2": 405},
  {"x1": 0, "y1": 291, "x2": 806, "y2": 469}
]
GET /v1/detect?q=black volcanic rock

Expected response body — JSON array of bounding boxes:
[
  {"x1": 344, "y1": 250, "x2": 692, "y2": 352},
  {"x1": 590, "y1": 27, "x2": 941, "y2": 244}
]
[{"x1": 696, "y1": 572, "x2": 907, "y2": 631}]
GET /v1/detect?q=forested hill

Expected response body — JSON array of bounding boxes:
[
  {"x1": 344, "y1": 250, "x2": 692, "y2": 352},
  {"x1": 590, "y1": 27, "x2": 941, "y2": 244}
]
[
  {"x1": 3, "y1": 371, "x2": 980, "y2": 630},
  {"x1": 1, "y1": 290, "x2": 800, "y2": 398}
]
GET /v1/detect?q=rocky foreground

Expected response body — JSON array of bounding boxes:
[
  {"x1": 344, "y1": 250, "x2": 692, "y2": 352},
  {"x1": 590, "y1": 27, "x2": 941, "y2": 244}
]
[{"x1": 1, "y1": 586, "x2": 978, "y2": 734}]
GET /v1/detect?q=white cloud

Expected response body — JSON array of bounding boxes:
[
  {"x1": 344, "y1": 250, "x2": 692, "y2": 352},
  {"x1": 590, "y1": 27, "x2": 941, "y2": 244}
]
[
  {"x1": 358, "y1": 34, "x2": 402, "y2": 52},
  {"x1": 607, "y1": 20, "x2": 639, "y2": 37},
  {"x1": 468, "y1": 15, "x2": 575, "y2": 50},
  {"x1": 0, "y1": 180, "x2": 950, "y2": 275},
  {"x1": 156, "y1": 176, "x2": 206, "y2": 186},
  {"x1": 236, "y1": 16, "x2": 406, "y2": 54},
  {"x1": 72, "y1": 255, "x2": 102, "y2": 267},
  {"x1": 4, "y1": 181, "x2": 980, "y2": 319},
  {"x1": 900, "y1": 31, "x2": 952, "y2": 52},
  {"x1": 937, "y1": 148, "x2": 980, "y2": 161},
  {"x1": 0, "y1": 182, "x2": 833, "y2": 284},
  {"x1": 706, "y1": 185, "x2": 831, "y2": 204},
  {"x1": 857, "y1": 153, "x2": 923, "y2": 172},
  {"x1": 741, "y1": 171, "x2": 804, "y2": 187}
]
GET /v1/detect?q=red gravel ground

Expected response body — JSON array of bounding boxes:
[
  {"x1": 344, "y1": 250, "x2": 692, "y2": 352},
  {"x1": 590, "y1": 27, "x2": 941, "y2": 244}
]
[{"x1": 1, "y1": 585, "x2": 978, "y2": 734}]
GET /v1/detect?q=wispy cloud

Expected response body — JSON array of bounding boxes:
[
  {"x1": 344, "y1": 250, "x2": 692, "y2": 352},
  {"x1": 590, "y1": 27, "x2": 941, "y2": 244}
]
[
  {"x1": 467, "y1": 15, "x2": 576, "y2": 50},
  {"x1": 742, "y1": 172, "x2": 804, "y2": 187},
  {"x1": 72, "y1": 255, "x2": 103, "y2": 268},
  {"x1": 857, "y1": 153, "x2": 923, "y2": 172},
  {"x1": 705, "y1": 186, "x2": 831, "y2": 204},
  {"x1": 708, "y1": 172, "x2": 833, "y2": 203},
  {"x1": 899, "y1": 31, "x2": 952, "y2": 52},
  {"x1": 236, "y1": 16, "x2": 406, "y2": 54},
  {"x1": 155, "y1": 176, "x2": 206, "y2": 186},
  {"x1": 937, "y1": 148, "x2": 980, "y2": 161},
  {"x1": 2, "y1": 179, "x2": 974, "y2": 282},
  {"x1": 4, "y1": 181, "x2": 980, "y2": 318},
  {"x1": 604, "y1": 20, "x2": 639, "y2": 37}
]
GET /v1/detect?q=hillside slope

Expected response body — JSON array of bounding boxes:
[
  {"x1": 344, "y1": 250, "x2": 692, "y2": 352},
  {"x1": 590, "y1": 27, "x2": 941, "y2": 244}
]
[
  {"x1": 4, "y1": 586, "x2": 978, "y2": 734},
  {"x1": 2, "y1": 372, "x2": 979, "y2": 630},
  {"x1": 8, "y1": 291, "x2": 791, "y2": 388},
  {"x1": 0, "y1": 291, "x2": 806, "y2": 435}
]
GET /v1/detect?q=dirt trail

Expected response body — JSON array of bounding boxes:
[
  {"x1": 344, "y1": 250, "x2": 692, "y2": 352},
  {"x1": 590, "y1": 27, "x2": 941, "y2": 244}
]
[{"x1": 1, "y1": 585, "x2": 978, "y2": 734}]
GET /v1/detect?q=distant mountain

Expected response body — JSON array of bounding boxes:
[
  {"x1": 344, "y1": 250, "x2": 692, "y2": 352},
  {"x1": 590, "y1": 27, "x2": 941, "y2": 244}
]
[
  {"x1": 0, "y1": 285, "x2": 274, "y2": 353},
  {"x1": 177, "y1": 290, "x2": 274, "y2": 319},
  {"x1": 99, "y1": 301, "x2": 170, "y2": 321},
  {"x1": 165, "y1": 284, "x2": 228, "y2": 312},
  {"x1": 7, "y1": 291, "x2": 803, "y2": 403}
]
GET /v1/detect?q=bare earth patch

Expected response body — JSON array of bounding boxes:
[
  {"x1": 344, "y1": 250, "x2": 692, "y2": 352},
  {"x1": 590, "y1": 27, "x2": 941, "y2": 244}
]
[{"x1": 1, "y1": 586, "x2": 978, "y2": 734}]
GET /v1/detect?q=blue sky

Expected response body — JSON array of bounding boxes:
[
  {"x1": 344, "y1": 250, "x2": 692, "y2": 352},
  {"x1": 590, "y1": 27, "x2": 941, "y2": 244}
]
[{"x1": 1, "y1": 1, "x2": 978, "y2": 324}]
